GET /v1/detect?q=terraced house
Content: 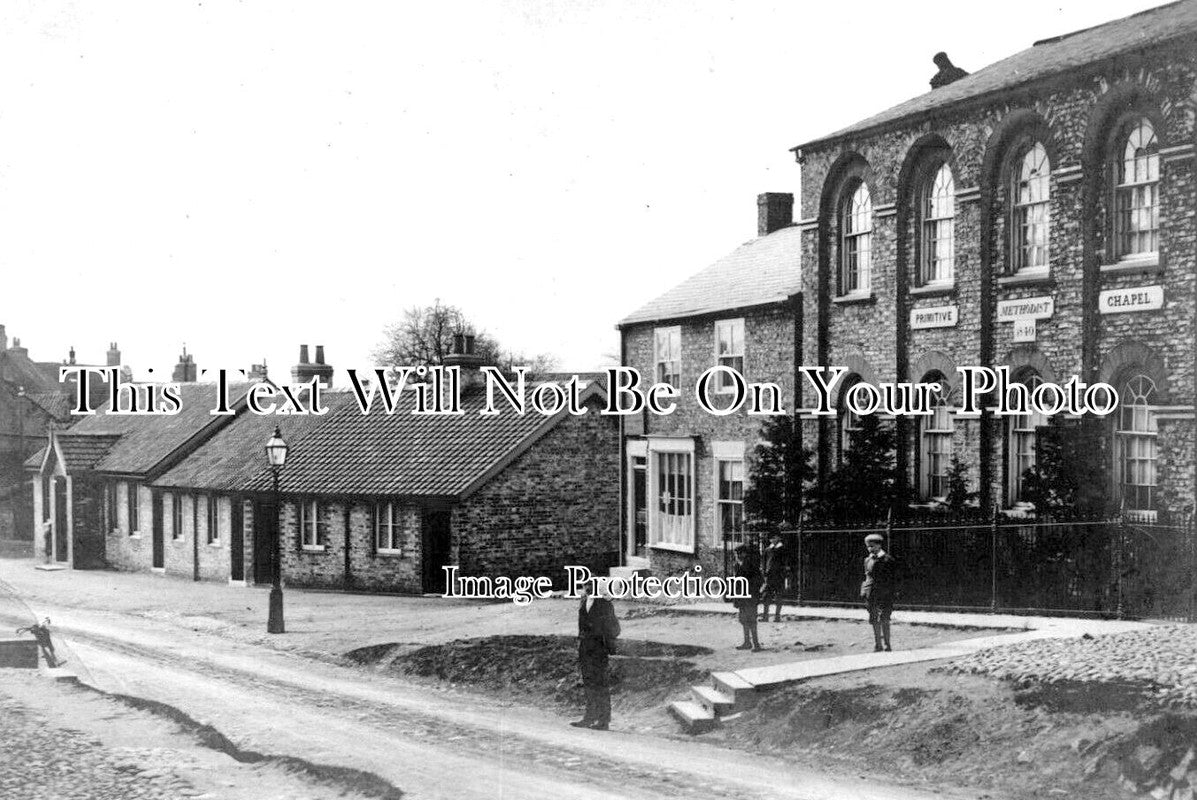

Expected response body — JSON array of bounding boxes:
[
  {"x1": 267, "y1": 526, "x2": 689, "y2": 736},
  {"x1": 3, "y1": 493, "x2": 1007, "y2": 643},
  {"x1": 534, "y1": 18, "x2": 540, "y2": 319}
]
[{"x1": 25, "y1": 347, "x2": 620, "y2": 593}]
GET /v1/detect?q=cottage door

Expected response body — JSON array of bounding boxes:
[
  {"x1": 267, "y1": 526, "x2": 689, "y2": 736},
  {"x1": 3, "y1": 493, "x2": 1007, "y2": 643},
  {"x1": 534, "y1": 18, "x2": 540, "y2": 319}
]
[
  {"x1": 229, "y1": 496, "x2": 245, "y2": 581},
  {"x1": 421, "y1": 509, "x2": 451, "y2": 594},
  {"x1": 251, "y1": 498, "x2": 276, "y2": 584},
  {"x1": 632, "y1": 456, "x2": 647, "y2": 558},
  {"x1": 52, "y1": 477, "x2": 68, "y2": 563},
  {"x1": 151, "y1": 491, "x2": 165, "y2": 569}
]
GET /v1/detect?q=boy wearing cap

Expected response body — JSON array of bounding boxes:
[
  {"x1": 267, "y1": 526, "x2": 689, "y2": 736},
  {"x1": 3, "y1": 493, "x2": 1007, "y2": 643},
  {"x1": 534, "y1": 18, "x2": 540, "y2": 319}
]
[{"x1": 861, "y1": 534, "x2": 897, "y2": 652}]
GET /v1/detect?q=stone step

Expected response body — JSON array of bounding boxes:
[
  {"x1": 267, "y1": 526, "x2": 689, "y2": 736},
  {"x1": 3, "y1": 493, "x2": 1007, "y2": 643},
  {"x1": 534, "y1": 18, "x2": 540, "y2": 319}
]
[
  {"x1": 668, "y1": 700, "x2": 718, "y2": 734},
  {"x1": 691, "y1": 684, "x2": 735, "y2": 716},
  {"x1": 710, "y1": 671, "x2": 757, "y2": 704},
  {"x1": 0, "y1": 638, "x2": 39, "y2": 669}
]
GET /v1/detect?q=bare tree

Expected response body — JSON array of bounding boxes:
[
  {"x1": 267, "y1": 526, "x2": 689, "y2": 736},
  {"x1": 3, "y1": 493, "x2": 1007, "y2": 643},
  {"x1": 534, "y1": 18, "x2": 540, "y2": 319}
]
[{"x1": 372, "y1": 300, "x2": 558, "y2": 376}]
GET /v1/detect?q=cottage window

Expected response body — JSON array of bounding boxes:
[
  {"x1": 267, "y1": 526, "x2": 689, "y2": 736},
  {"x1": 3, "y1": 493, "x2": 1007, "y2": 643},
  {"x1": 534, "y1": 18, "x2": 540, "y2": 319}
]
[
  {"x1": 375, "y1": 502, "x2": 402, "y2": 553},
  {"x1": 128, "y1": 485, "x2": 140, "y2": 535},
  {"x1": 1113, "y1": 118, "x2": 1160, "y2": 261},
  {"x1": 648, "y1": 439, "x2": 694, "y2": 552},
  {"x1": 918, "y1": 381, "x2": 953, "y2": 500},
  {"x1": 715, "y1": 459, "x2": 744, "y2": 545},
  {"x1": 300, "y1": 500, "x2": 327, "y2": 549},
  {"x1": 170, "y1": 493, "x2": 183, "y2": 540},
  {"x1": 1007, "y1": 373, "x2": 1048, "y2": 505},
  {"x1": 654, "y1": 327, "x2": 681, "y2": 389},
  {"x1": 1011, "y1": 143, "x2": 1050, "y2": 273},
  {"x1": 1115, "y1": 374, "x2": 1157, "y2": 516},
  {"x1": 919, "y1": 163, "x2": 955, "y2": 285},
  {"x1": 713, "y1": 318, "x2": 744, "y2": 393},
  {"x1": 838, "y1": 376, "x2": 863, "y2": 463},
  {"x1": 203, "y1": 495, "x2": 218, "y2": 544},
  {"x1": 840, "y1": 181, "x2": 873, "y2": 295}
]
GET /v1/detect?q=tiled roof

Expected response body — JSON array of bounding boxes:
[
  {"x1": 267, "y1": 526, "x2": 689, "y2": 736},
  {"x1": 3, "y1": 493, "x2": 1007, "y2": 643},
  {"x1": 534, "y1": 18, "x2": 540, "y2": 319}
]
[
  {"x1": 798, "y1": 0, "x2": 1197, "y2": 149},
  {"x1": 0, "y1": 353, "x2": 68, "y2": 394},
  {"x1": 25, "y1": 392, "x2": 75, "y2": 423},
  {"x1": 619, "y1": 225, "x2": 802, "y2": 326},
  {"x1": 64, "y1": 383, "x2": 248, "y2": 476},
  {"x1": 154, "y1": 392, "x2": 358, "y2": 492},
  {"x1": 54, "y1": 434, "x2": 121, "y2": 472},
  {"x1": 241, "y1": 381, "x2": 603, "y2": 498}
]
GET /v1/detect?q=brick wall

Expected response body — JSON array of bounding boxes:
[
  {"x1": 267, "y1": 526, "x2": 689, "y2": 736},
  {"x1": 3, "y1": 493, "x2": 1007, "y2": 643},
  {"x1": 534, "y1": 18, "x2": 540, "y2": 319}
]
[
  {"x1": 453, "y1": 397, "x2": 620, "y2": 586},
  {"x1": 622, "y1": 306, "x2": 799, "y2": 575},
  {"x1": 798, "y1": 51, "x2": 1197, "y2": 514}
]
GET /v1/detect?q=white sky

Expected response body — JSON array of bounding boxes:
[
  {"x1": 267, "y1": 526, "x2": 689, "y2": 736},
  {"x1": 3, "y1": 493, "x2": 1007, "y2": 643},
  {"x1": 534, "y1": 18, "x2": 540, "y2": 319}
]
[{"x1": 0, "y1": 0, "x2": 1172, "y2": 382}]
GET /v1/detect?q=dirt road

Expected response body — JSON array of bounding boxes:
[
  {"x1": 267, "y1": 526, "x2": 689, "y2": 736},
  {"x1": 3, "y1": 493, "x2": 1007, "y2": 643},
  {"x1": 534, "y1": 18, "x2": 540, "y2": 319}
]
[{"x1": 2, "y1": 599, "x2": 989, "y2": 800}]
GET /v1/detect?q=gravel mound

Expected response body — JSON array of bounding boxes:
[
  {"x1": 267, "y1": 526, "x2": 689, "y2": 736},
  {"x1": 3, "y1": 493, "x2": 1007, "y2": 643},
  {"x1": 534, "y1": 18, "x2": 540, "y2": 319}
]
[{"x1": 940, "y1": 625, "x2": 1197, "y2": 707}]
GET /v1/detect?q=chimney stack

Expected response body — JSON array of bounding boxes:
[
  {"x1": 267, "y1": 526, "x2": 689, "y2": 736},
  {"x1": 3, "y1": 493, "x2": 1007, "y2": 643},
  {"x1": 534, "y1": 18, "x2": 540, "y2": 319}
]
[
  {"x1": 10, "y1": 338, "x2": 27, "y2": 357},
  {"x1": 0, "y1": 325, "x2": 7, "y2": 352},
  {"x1": 248, "y1": 360, "x2": 269, "y2": 382},
  {"x1": 107, "y1": 342, "x2": 121, "y2": 367},
  {"x1": 757, "y1": 192, "x2": 794, "y2": 237},
  {"x1": 172, "y1": 346, "x2": 198, "y2": 382},
  {"x1": 444, "y1": 331, "x2": 486, "y2": 390},
  {"x1": 292, "y1": 343, "x2": 333, "y2": 385},
  {"x1": 68, "y1": 346, "x2": 77, "y2": 366},
  {"x1": 930, "y1": 52, "x2": 969, "y2": 89}
]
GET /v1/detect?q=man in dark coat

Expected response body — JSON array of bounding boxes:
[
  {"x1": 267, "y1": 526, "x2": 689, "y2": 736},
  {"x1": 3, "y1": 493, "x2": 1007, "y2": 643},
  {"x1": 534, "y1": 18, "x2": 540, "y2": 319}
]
[
  {"x1": 861, "y1": 533, "x2": 898, "y2": 651},
  {"x1": 732, "y1": 546, "x2": 761, "y2": 651},
  {"x1": 759, "y1": 534, "x2": 786, "y2": 622},
  {"x1": 572, "y1": 579, "x2": 620, "y2": 730}
]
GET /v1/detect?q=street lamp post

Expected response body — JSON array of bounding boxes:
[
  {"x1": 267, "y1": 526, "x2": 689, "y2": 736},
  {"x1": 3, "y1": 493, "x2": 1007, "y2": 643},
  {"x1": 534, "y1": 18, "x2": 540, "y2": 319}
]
[{"x1": 265, "y1": 426, "x2": 288, "y2": 634}]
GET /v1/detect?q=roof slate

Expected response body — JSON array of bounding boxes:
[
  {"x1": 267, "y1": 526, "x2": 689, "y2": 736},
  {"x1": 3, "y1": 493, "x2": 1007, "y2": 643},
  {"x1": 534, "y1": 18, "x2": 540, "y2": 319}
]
[
  {"x1": 154, "y1": 392, "x2": 357, "y2": 492},
  {"x1": 240, "y1": 382, "x2": 599, "y2": 498},
  {"x1": 55, "y1": 434, "x2": 121, "y2": 472},
  {"x1": 619, "y1": 225, "x2": 802, "y2": 326},
  {"x1": 798, "y1": 0, "x2": 1197, "y2": 149},
  {"x1": 65, "y1": 383, "x2": 248, "y2": 475},
  {"x1": 25, "y1": 392, "x2": 75, "y2": 423}
]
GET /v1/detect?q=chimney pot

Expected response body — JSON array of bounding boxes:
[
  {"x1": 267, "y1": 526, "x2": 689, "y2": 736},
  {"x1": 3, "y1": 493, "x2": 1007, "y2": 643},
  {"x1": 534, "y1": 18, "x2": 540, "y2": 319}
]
[
  {"x1": 452, "y1": 333, "x2": 465, "y2": 355},
  {"x1": 757, "y1": 192, "x2": 794, "y2": 237},
  {"x1": 298, "y1": 345, "x2": 310, "y2": 365},
  {"x1": 315, "y1": 345, "x2": 325, "y2": 365},
  {"x1": 0, "y1": 325, "x2": 7, "y2": 352},
  {"x1": 465, "y1": 334, "x2": 476, "y2": 355}
]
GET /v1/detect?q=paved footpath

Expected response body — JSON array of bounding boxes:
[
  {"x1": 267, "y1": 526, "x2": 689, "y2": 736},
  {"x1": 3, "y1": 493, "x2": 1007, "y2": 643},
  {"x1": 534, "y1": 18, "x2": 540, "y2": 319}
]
[{"x1": 675, "y1": 602, "x2": 1152, "y2": 690}]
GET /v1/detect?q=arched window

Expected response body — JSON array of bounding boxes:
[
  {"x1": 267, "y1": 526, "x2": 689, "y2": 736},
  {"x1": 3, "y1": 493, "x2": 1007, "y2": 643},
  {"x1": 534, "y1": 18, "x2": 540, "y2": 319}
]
[
  {"x1": 1115, "y1": 374, "x2": 1157, "y2": 514},
  {"x1": 918, "y1": 378, "x2": 953, "y2": 500},
  {"x1": 840, "y1": 182, "x2": 872, "y2": 295},
  {"x1": 919, "y1": 164, "x2": 955, "y2": 285},
  {"x1": 1011, "y1": 143, "x2": 1050, "y2": 273},
  {"x1": 1113, "y1": 118, "x2": 1160, "y2": 260},
  {"x1": 1007, "y1": 372, "x2": 1048, "y2": 505},
  {"x1": 838, "y1": 376, "x2": 863, "y2": 463}
]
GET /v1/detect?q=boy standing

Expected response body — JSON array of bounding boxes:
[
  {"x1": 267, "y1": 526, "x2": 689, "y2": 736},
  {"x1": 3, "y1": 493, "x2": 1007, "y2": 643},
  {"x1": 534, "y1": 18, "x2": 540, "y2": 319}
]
[
  {"x1": 861, "y1": 533, "x2": 897, "y2": 652},
  {"x1": 732, "y1": 546, "x2": 762, "y2": 651}
]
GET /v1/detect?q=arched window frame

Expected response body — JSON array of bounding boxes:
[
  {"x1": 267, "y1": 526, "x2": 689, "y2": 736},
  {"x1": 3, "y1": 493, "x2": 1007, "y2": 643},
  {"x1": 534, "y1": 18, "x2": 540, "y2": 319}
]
[
  {"x1": 1009, "y1": 142, "x2": 1051, "y2": 275},
  {"x1": 1006, "y1": 371, "x2": 1049, "y2": 506},
  {"x1": 918, "y1": 163, "x2": 956, "y2": 286},
  {"x1": 839, "y1": 181, "x2": 873, "y2": 296},
  {"x1": 1110, "y1": 116, "x2": 1161, "y2": 263},
  {"x1": 917, "y1": 374, "x2": 954, "y2": 500},
  {"x1": 838, "y1": 375, "x2": 863, "y2": 464},
  {"x1": 1114, "y1": 373, "x2": 1158, "y2": 517}
]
